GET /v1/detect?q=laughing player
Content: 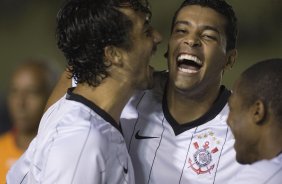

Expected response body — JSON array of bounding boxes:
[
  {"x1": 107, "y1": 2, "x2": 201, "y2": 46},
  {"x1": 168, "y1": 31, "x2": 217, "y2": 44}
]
[{"x1": 120, "y1": 0, "x2": 243, "y2": 183}]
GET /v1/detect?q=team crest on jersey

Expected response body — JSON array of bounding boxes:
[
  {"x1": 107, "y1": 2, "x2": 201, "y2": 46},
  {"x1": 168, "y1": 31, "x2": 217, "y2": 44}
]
[{"x1": 188, "y1": 131, "x2": 220, "y2": 175}]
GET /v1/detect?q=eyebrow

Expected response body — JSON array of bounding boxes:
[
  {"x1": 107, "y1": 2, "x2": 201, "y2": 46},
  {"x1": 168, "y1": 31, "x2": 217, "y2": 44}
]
[{"x1": 174, "y1": 20, "x2": 220, "y2": 34}]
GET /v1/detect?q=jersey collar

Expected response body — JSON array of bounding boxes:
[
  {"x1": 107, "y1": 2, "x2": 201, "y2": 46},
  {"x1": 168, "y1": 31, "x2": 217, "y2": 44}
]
[
  {"x1": 163, "y1": 85, "x2": 231, "y2": 135},
  {"x1": 66, "y1": 88, "x2": 122, "y2": 133}
]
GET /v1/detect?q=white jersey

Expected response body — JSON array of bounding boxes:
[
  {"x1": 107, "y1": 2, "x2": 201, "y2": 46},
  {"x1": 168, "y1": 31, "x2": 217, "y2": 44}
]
[
  {"x1": 121, "y1": 71, "x2": 242, "y2": 184},
  {"x1": 228, "y1": 153, "x2": 282, "y2": 184},
  {"x1": 7, "y1": 88, "x2": 134, "y2": 184}
]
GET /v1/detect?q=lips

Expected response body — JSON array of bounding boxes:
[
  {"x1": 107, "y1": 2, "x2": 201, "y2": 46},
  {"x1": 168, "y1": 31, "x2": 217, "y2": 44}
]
[{"x1": 177, "y1": 54, "x2": 203, "y2": 74}]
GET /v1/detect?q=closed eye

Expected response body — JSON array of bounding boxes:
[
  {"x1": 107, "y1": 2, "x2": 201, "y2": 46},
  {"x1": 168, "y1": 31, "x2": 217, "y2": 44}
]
[
  {"x1": 202, "y1": 34, "x2": 217, "y2": 41},
  {"x1": 175, "y1": 29, "x2": 187, "y2": 34}
]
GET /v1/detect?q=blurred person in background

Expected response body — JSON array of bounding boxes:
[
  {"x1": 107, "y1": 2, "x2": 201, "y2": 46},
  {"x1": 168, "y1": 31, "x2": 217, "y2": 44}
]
[
  {"x1": 0, "y1": 59, "x2": 59, "y2": 183},
  {"x1": 227, "y1": 58, "x2": 282, "y2": 184}
]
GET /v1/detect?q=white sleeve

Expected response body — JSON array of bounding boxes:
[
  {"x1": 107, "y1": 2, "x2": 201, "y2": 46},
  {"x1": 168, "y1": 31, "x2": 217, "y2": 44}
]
[
  {"x1": 6, "y1": 137, "x2": 38, "y2": 184},
  {"x1": 227, "y1": 158, "x2": 282, "y2": 184},
  {"x1": 32, "y1": 125, "x2": 107, "y2": 184},
  {"x1": 227, "y1": 166, "x2": 261, "y2": 184}
]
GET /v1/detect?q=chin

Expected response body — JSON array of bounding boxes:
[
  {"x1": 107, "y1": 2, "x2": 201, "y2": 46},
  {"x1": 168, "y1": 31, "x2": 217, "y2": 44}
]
[
  {"x1": 236, "y1": 152, "x2": 252, "y2": 165},
  {"x1": 173, "y1": 81, "x2": 202, "y2": 96},
  {"x1": 237, "y1": 157, "x2": 250, "y2": 165}
]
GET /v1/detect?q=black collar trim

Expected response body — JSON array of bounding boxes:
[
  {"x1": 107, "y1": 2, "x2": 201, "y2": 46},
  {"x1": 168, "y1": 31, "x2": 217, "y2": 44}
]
[
  {"x1": 163, "y1": 86, "x2": 230, "y2": 135},
  {"x1": 66, "y1": 88, "x2": 121, "y2": 133}
]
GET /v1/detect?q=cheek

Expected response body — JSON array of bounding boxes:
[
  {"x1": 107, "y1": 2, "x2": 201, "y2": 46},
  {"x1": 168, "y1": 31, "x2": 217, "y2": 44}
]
[
  {"x1": 232, "y1": 118, "x2": 251, "y2": 147},
  {"x1": 204, "y1": 44, "x2": 227, "y2": 63},
  {"x1": 167, "y1": 46, "x2": 178, "y2": 71},
  {"x1": 227, "y1": 113, "x2": 241, "y2": 135},
  {"x1": 7, "y1": 96, "x2": 23, "y2": 114},
  {"x1": 27, "y1": 96, "x2": 46, "y2": 112},
  {"x1": 168, "y1": 36, "x2": 180, "y2": 54}
]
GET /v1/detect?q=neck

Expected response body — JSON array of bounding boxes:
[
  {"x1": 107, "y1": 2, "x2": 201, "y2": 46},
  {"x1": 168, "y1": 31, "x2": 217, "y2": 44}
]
[
  {"x1": 167, "y1": 83, "x2": 221, "y2": 124},
  {"x1": 257, "y1": 125, "x2": 282, "y2": 160},
  {"x1": 74, "y1": 77, "x2": 136, "y2": 124}
]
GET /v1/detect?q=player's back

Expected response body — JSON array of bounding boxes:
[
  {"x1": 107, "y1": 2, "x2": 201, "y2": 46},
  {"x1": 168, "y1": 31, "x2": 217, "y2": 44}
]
[{"x1": 7, "y1": 89, "x2": 134, "y2": 184}]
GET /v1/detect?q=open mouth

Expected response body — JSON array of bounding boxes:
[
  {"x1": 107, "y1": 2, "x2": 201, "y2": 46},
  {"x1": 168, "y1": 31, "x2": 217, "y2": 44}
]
[{"x1": 177, "y1": 54, "x2": 203, "y2": 73}]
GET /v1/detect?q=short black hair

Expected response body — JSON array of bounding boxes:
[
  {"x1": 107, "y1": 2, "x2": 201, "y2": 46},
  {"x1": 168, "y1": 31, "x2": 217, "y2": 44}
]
[
  {"x1": 56, "y1": 0, "x2": 150, "y2": 86},
  {"x1": 170, "y1": 0, "x2": 238, "y2": 51},
  {"x1": 238, "y1": 58, "x2": 282, "y2": 123}
]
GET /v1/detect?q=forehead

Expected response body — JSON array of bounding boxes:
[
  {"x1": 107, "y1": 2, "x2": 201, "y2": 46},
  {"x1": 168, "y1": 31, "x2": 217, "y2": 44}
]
[
  {"x1": 120, "y1": 7, "x2": 149, "y2": 22},
  {"x1": 175, "y1": 5, "x2": 227, "y2": 30},
  {"x1": 119, "y1": 7, "x2": 149, "y2": 35},
  {"x1": 121, "y1": 8, "x2": 148, "y2": 24},
  {"x1": 11, "y1": 66, "x2": 44, "y2": 86}
]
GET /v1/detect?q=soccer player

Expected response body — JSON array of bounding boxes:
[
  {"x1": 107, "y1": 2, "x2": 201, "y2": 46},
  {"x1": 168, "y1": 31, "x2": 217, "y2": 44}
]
[
  {"x1": 120, "y1": 0, "x2": 243, "y2": 183},
  {"x1": 33, "y1": 0, "x2": 243, "y2": 183},
  {"x1": 227, "y1": 58, "x2": 282, "y2": 184},
  {"x1": 6, "y1": 0, "x2": 161, "y2": 183}
]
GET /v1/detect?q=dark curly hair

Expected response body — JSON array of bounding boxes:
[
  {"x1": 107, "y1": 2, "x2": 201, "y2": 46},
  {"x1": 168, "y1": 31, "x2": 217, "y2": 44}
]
[
  {"x1": 170, "y1": 0, "x2": 238, "y2": 51},
  {"x1": 56, "y1": 0, "x2": 150, "y2": 86}
]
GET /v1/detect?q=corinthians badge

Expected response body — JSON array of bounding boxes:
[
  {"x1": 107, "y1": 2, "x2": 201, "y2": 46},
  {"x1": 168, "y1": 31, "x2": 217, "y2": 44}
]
[{"x1": 188, "y1": 141, "x2": 219, "y2": 175}]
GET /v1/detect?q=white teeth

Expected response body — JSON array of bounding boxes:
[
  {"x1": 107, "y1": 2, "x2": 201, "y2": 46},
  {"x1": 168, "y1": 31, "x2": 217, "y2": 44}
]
[
  {"x1": 177, "y1": 54, "x2": 202, "y2": 65},
  {"x1": 179, "y1": 67, "x2": 198, "y2": 73}
]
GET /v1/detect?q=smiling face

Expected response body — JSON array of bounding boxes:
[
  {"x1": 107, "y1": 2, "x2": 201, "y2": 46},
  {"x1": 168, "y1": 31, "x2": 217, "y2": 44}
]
[
  {"x1": 167, "y1": 5, "x2": 236, "y2": 95},
  {"x1": 120, "y1": 8, "x2": 162, "y2": 90}
]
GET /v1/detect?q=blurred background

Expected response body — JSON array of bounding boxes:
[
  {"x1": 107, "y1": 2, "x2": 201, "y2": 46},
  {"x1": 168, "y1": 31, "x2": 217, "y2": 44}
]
[
  {"x1": 0, "y1": 0, "x2": 281, "y2": 96},
  {"x1": 0, "y1": 0, "x2": 281, "y2": 178}
]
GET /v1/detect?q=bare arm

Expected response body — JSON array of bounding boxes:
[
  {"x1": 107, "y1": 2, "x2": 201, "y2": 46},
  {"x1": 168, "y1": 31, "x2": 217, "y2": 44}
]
[{"x1": 45, "y1": 70, "x2": 72, "y2": 111}]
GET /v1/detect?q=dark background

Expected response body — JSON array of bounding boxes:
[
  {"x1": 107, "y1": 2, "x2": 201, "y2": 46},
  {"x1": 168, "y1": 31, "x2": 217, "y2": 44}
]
[{"x1": 0, "y1": 0, "x2": 281, "y2": 94}]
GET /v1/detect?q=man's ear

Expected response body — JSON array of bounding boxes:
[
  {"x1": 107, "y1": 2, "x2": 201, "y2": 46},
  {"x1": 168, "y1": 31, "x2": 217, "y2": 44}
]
[
  {"x1": 225, "y1": 49, "x2": 237, "y2": 70},
  {"x1": 104, "y1": 46, "x2": 123, "y2": 67},
  {"x1": 251, "y1": 99, "x2": 267, "y2": 125}
]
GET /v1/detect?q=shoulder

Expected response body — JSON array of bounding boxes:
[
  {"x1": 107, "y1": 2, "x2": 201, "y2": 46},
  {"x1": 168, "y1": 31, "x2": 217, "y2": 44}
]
[
  {"x1": 122, "y1": 71, "x2": 167, "y2": 116},
  {"x1": 32, "y1": 113, "x2": 110, "y2": 179},
  {"x1": 227, "y1": 167, "x2": 262, "y2": 184},
  {"x1": 39, "y1": 101, "x2": 112, "y2": 159},
  {"x1": 228, "y1": 157, "x2": 282, "y2": 184}
]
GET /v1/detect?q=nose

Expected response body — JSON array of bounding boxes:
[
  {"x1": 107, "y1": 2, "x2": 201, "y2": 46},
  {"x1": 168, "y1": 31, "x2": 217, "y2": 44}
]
[
  {"x1": 153, "y1": 29, "x2": 162, "y2": 44},
  {"x1": 183, "y1": 34, "x2": 201, "y2": 47}
]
